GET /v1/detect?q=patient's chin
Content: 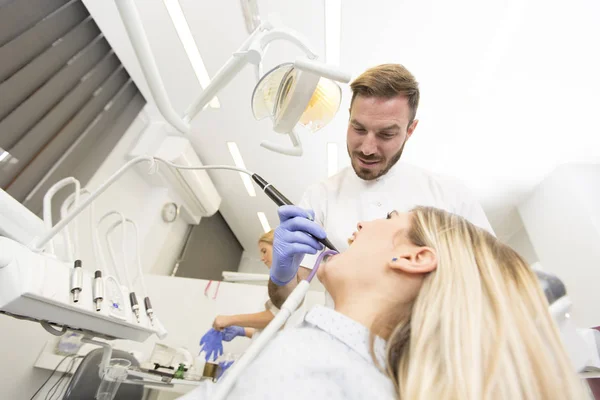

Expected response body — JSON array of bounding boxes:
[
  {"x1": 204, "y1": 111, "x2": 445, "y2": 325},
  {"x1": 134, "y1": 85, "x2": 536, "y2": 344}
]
[{"x1": 316, "y1": 254, "x2": 342, "y2": 285}]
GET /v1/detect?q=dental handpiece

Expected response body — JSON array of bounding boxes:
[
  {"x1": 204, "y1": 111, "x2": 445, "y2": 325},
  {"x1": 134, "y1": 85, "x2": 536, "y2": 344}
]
[{"x1": 251, "y1": 174, "x2": 339, "y2": 252}]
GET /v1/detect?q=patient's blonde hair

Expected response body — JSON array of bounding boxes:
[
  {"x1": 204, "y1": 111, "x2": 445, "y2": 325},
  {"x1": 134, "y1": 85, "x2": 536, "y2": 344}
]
[{"x1": 379, "y1": 206, "x2": 587, "y2": 400}]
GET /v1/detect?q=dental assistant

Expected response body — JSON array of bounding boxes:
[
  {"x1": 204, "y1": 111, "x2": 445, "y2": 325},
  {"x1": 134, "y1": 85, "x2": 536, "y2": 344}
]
[
  {"x1": 199, "y1": 231, "x2": 280, "y2": 361},
  {"x1": 268, "y1": 63, "x2": 494, "y2": 307}
]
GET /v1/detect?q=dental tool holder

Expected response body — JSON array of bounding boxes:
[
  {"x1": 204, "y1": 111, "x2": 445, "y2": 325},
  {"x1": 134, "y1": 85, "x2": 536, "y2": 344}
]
[
  {"x1": 0, "y1": 237, "x2": 157, "y2": 341},
  {"x1": 82, "y1": 338, "x2": 176, "y2": 395}
]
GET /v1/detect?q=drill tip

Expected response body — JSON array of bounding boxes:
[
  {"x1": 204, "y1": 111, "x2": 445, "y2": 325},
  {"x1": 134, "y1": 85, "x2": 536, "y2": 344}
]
[{"x1": 95, "y1": 298, "x2": 103, "y2": 312}]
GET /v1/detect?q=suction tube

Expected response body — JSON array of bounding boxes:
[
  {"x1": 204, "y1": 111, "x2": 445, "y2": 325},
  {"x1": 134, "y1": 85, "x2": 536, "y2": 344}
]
[{"x1": 210, "y1": 249, "x2": 338, "y2": 399}]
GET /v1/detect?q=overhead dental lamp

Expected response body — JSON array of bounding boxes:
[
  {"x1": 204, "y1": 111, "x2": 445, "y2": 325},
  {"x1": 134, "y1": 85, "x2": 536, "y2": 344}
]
[{"x1": 115, "y1": 0, "x2": 351, "y2": 156}]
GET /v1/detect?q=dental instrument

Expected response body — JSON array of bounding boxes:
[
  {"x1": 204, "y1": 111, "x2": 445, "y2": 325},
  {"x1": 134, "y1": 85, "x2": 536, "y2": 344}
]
[
  {"x1": 251, "y1": 174, "x2": 339, "y2": 252},
  {"x1": 93, "y1": 271, "x2": 104, "y2": 312},
  {"x1": 63, "y1": 189, "x2": 106, "y2": 312},
  {"x1": 70, "y1": 260, "x2": 84, "y2": 303}
]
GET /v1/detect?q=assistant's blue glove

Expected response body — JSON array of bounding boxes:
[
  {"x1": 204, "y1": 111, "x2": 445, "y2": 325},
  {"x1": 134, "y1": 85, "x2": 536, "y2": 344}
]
[
  {"x1": 199, "y1": 328, "x2": 223, "y2": 361},
  {"x1": 217, "y1": 360, "x2": 234, "y2": 379},
  {"x1": 270, "y1": 205, "x2": 327, "y2": 286},
  {"x1": 222, "y1": 326, "x2": 245, "y2": 342}
]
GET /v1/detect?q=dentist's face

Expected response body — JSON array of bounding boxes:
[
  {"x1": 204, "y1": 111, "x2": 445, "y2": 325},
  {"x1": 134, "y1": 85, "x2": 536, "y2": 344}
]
[{"x1": 347, "y1": 95, "x2": 418, "y2": 181}]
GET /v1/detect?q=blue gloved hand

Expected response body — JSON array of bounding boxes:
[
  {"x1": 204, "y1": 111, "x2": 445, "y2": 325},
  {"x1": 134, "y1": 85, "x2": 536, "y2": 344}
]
[
  {"x1": 217, "y1": 360, "x2": 234, "y2": 379},
  {"x1": 270, "y1": 205, "x2": 327, "y2": 286},
  {"x1": 199, "y1": 328, "x2": 223, "y2": 361},
  {"x1": 222, "y1": 326, "x2": 245, "y2": 342}
]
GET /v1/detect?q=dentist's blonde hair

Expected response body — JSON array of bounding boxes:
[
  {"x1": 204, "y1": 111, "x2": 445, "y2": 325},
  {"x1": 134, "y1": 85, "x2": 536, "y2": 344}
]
[{"x1": 381, "y1": 206, "x2": 587, "y2": 400}]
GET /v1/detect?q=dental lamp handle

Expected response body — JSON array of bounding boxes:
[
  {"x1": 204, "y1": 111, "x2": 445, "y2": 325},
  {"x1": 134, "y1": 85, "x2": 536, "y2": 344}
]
[
  {"x1": 294, "y1": 57, "x2": 352, "y2": 83},
  {"x1": 260, "y1": 127, "x2": 303, "y2": 157},
  {"x1": 260, "y1": 140, "x2": 303, "y2": 157},
  {"x1": 184, "y1": 22, "x2": 270, "y2": 121}
]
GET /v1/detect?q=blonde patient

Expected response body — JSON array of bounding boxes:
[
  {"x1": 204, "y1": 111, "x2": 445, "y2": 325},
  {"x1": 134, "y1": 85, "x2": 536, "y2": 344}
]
[{"x1": 218, "y1": 206, "x2": 587, "y2": 400}]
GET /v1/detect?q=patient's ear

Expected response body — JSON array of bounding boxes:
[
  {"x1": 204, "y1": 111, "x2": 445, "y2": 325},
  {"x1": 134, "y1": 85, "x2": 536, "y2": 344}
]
[{"x1": 388, "y1": 246, "x2": 437, "y2": 275}]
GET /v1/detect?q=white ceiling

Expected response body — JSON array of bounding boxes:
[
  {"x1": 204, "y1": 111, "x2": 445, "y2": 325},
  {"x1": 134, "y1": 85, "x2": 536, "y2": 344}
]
[{"x1": 85, "y1": 0, "x2": 600, "y2": 260}]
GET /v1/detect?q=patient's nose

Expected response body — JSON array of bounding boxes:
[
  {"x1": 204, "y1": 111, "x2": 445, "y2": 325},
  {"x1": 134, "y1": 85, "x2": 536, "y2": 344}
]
[{"x1": 356, "y1": 222, "x2": 363, "y2": 231}]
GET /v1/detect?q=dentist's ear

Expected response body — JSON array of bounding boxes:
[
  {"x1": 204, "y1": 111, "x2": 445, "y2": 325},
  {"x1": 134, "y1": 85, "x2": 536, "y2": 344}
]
[{"x1": 389, "y1": 247, "x2": 437, "y2": 275}]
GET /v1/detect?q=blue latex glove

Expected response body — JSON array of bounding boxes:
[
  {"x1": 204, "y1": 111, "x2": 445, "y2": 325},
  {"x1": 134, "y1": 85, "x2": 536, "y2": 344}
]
[
  {"x1": 199, "y1": 328, "x2": 223, "y2": 361},
  {"x1": 270, "y1": 205, "x2": 327, "y2": 286},
  {"x1": 217, "y1": 360, "x2": 234, "y2": 379},
  {"x1": 222, "y1": 326, "x2": 245, "y2": 342}
]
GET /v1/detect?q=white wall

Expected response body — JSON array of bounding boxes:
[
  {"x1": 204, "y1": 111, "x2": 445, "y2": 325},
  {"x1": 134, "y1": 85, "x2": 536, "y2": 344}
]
[
  {"x1": 519, "y1": 163, "x2": 600, "y2": 328},
  {"x1": 499, "y1": 210, "x2": 539, "y2": 266},
  {"x1": 0, "y1": 107, "x2": 190, "y2": 400},
  {"x1": 237, "y1": 251, "x2": 269, "y2": 275},
  {"x1": 505, "y1": 226, "x2": 539, "y2": 266}
]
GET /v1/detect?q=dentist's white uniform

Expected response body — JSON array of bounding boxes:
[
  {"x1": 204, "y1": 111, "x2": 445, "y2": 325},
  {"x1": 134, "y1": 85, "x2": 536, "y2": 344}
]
[{"x1": 300, "y1": 161, "x2": 493, "y2": 307}]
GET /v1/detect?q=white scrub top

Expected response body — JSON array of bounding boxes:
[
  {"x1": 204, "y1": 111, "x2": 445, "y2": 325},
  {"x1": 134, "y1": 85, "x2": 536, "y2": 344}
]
[
  {"x1": 178, "y1": 306, "x2": 395, "y2": 400},
  {"x1": 300, "y1": 162, "x2": 494, "y2": 307}
]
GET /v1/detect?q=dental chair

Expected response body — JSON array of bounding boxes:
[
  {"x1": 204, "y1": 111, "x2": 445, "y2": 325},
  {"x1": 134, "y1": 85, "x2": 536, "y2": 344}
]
[{"x1": 62, "y1": 348, "x2": 143, "y2": 400}]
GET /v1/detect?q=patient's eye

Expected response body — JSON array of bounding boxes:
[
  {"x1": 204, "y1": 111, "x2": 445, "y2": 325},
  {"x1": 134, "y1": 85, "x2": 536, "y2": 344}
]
[{"x1": 386, "y1": 210, "x2": 399, "y2": 219}]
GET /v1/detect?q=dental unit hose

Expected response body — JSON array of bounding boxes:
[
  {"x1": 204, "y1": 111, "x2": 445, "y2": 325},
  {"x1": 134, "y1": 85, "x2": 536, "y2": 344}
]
[{"x1": 211, "y1": 249, "x2": 338, "y2": 399}]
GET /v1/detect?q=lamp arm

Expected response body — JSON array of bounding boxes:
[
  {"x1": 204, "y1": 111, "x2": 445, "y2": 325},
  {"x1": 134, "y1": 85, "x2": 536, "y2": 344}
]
[
  {"x1": 183, "y1": 51, "x2": 254, "y2": 122},
  {"x1": 254, "y1": 28, "x2": 319, "y2": 60},
  {"x1": 115, "y1": 0, "x2": 189, "y2": 134},
  {"x1": 260, "y1": 128, "x2": 303, "y2": 157}
]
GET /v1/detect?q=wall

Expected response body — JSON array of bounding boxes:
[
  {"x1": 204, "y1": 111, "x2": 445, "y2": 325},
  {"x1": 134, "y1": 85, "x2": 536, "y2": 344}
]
[
  {"x1": 237, "y1": 250, "x2": 269, "y2": 275},
  {"x1": 174, "y1": 212, "x2": 243, "y2": 281},
  {"x1": 501, "y1": 210, "x2": 539, "y2": 266},
  {"x1": 519, "y1": 163, "x2": 600, "y2": 328},
  {"x1": 0, "y1": 106, "x2": 190, "y2": 400},
  {"x1": 505, "y1": 226, "x2": 538, "y2": 266}
]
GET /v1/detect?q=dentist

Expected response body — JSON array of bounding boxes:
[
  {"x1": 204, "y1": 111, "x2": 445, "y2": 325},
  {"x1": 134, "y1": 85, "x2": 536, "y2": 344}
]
[{"x1": 268, "y1": 63, "x2": 494, "y2": 308}]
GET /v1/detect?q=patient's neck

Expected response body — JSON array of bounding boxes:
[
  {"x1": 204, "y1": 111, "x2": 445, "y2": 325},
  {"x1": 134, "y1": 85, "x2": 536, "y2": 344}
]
[{"x1": 334, "y1": 293, "x2": 398, "y2": 340}]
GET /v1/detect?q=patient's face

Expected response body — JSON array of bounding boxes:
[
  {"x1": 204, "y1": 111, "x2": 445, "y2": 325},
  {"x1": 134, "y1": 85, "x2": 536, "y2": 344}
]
[{"x1": 318, "y1": 211, "x2": 413, "y2": 294}]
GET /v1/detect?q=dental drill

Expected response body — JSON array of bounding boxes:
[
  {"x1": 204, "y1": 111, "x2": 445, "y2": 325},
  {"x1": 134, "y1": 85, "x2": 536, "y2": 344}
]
[{"x1": 251, "y1": 174, "x2": 338, "y2": 252}]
